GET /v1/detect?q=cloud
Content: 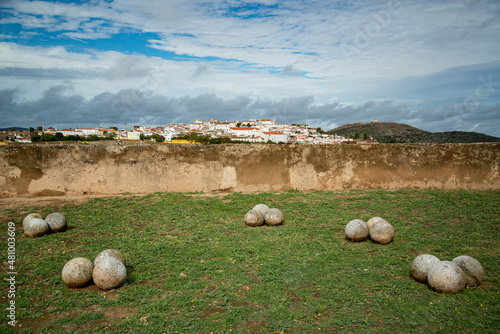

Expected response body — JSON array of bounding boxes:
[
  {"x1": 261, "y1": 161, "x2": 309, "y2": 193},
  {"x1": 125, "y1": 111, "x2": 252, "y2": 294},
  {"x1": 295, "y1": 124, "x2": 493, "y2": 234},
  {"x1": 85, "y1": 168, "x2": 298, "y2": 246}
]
[{"x1": 2, "y1": 84, "x2": 499, "y2": 137}]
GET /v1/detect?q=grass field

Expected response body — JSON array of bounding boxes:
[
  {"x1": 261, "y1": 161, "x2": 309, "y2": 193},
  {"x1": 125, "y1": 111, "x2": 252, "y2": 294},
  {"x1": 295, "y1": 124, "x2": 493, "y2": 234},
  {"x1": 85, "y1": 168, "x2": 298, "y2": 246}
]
[{"x1": 1, "y1": 190, "x2": 499, "y2": 333}]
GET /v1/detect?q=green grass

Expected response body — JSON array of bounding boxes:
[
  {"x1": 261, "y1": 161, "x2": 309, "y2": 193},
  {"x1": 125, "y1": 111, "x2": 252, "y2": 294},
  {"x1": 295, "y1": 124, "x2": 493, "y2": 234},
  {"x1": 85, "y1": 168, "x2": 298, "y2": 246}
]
[{"x1": 1, "y1": 190, "x2": 499, "y2": 333}]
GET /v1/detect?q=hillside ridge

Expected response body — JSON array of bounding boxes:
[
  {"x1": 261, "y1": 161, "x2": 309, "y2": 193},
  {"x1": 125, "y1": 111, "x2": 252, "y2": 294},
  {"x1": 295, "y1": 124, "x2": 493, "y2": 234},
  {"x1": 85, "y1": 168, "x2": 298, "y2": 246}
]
[{"x1": 327, "y1": 121, "x2": 500, "y2": 143}]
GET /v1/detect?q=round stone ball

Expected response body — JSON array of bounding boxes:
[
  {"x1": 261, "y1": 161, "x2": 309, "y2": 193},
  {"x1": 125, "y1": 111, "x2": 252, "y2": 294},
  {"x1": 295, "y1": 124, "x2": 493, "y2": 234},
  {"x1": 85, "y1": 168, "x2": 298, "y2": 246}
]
[
  {"x1": 252, "y1": 204, "x2": 270, "y2": 217},
  {"x1": 92, "y1": 256, "x2": 127, "y2": 291},
  {"x1": 245, "y1": 210, "x2": 264, "y2": 227},
  {"x1": 427, "y1": 261, "x2": 466, "y2": 294},
  {"x1": 367, "y1": 217, "x2": 388, "y2": 230},
  {"x1": 45, "y1": 212, "x2": 67, "y2": 233},
  {"x1": 345, "y1": 219, "x2": 369, "y2": 242},
  {"x1": 94, "y1": 249, "x2": 126, "y2": 267},
  {"x1": 62, "y1": 257, "x2": 93, "y2": 288},
  {"x1": 24, "y1": 218, "x2": 50, "y2": 238},
  {"x1": 452, "y1": 255, "x2": 484, "y2": 287},
  {"x1": 369, "y1": 220, "x2": 395, "y2": 245},
  {"x1": 264, "y1": 208, "x2": 284, "y2": 226},
  {"x1": 411, "y1": 254, "x2": 441, "y2": 283},
  {"x1": 23, "y1": 213, "x2": 43, "y2": 229}
]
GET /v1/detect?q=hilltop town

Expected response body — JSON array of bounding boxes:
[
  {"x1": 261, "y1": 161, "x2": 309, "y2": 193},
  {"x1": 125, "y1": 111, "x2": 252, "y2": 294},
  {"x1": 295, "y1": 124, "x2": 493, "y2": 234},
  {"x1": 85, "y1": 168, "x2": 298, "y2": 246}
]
[{"x1": 1, "y1": 119, "x2": 378, "y2": 144}]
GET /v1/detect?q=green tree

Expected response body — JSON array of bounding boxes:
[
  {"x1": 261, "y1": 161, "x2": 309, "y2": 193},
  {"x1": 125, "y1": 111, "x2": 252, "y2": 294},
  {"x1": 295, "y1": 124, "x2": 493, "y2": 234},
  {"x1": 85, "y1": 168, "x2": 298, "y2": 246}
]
[
  {"x1": 105, "y1": 132, "x2": 117, "y2": 140},
  {"x1": 37, "y1": 126, "x2": 43, "y2": 132},
  {"x1": 353, "y1": 132, "x2": 360, "y2": 140},
  {"x1": 31, "y1": 133, "x2": 41, "y2": 142},
  {"x1": 363, "y1": 132, "x2": 369, "y2": 139},
  {"x1": 87, "y1": 135, "x2": 99, "y2": 141}
]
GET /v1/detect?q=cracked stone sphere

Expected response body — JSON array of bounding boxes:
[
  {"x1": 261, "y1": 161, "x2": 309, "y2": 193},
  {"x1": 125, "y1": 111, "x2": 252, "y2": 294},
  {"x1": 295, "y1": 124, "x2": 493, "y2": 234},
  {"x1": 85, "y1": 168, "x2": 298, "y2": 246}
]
[
  {"x1": 264, "y1": 208, "x2": 284, "y2": 226},
  {"x1": 92, "y1": 256, "x2": 127, "y2": 291},
  {"x1": 45, "y1": 212, "x2": 67, "y2": 232},
  {"x1": 252, "y1": 204, "x2": 270, "y2": 217},
  {"x1": 245, "y1": 210, "x2": 264, "y2": 227},
  {"x1": 367, "y1": 217, "x2": 388, "y2": 230},
  {"x1": 411, "y1": 254, "x2": 441, "y2": 283},
  {"x1": 62, "y1": 257, "x2": 93, "y2": 288},
  {"x1": 369, "y1": 220, "x2": 395, "y2": 245},
  {"x1": 94, "y1": 249, "x2": 126, "y2": 267},
  {"x1": 345, "y1": 219, "x2": 369, "y2": 242},
  {"x1": 24, "y1": 218, "x2": 49, "y2": 238},
  {"x1": 452, "y1": 255, "x2": 484, "y2": 287},
  {"x1": 23, "y1": 213, "x2": 43, "y2": 230},
  {"x1": 427, "y1": 261, "x2": 466, "y2": 294}
]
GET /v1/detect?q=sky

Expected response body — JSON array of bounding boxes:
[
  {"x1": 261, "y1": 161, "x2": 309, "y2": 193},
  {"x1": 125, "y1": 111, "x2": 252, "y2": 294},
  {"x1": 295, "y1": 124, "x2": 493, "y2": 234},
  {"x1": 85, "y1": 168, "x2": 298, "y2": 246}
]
[{"x1": 0, "y1": 0, "x2": 499, "y2": 136}]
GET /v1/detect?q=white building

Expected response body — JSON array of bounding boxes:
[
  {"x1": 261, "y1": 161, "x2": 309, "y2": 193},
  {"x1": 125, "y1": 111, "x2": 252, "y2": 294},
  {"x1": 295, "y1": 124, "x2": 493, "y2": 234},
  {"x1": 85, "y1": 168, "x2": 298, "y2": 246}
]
[
  {"x1": 262, "y1": 131, "x2": 289, "y2": 143},
  {"x1": 76, "y1": 128, "x2": 99, "y2": 136},
  {"x1": 230, "y1": 127, "x2": 262, "y2": 136},
  {"x1": 59, "y1": 129, "x2": 84, "y2": 136},
  {"x1": 259, "y1": 119, "x2": 275, "y2": 126},
  {"x1": 128, "y1": 130, "x2": 146, "y2": 140},
  {"x1": 216, "y1": 122, "x2": 231, "y2": 132}
]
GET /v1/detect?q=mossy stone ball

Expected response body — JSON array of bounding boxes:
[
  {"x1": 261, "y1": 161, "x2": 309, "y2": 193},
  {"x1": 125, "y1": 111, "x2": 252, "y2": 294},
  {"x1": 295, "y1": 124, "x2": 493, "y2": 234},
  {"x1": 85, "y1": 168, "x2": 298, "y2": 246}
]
[
  {"x1": 62, "y1": 257, "x2": 93, "y2": 288},
  {"x1": 252, "y1": 204, "x2": 270, "y2": 217},
  {"x1": 24, "y1": 218, "x2": 50, "y2": 238},
  {"x1": 245, "y1": 210, "x2": 264, "y2": 227},
  {"x1": 345, "y1": 219, "x2": 369, "y2": 242},
  {"x1": 411, "y1": 254, "x2": 440, "y2": 283},
  {"x1": 367, "y1": 217, "x2": 388, "y2": 230},
  {"x1": 94, "y1": 249, "x2": 126, "y2": 267},
  {"x1": 427, "y1": 261, "x2": 466, "y2": 294},
  {"x1": 23, "y1": 213, "x2": 43, "y2": 229},
  {"x1": 45, "y1": 212, "x2": 67, "y2": 232},
  {"x1": 264, "y1": 208, "x2": 284, "y2": 226},
  {"x1": 452, "y1": 255, "x2": 484, "y2": 287},
  {"x1": 369, "y1": 220, "x2": 395, "y2": 245},
  {"x1": 92, "y1": 256, "x2": 127, "y2": 291}
]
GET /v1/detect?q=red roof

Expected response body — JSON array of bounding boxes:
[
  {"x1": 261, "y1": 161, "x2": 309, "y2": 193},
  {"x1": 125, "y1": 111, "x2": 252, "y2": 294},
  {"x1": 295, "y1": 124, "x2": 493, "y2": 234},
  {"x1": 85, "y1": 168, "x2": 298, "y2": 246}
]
[{"x1": 263, "y1": 131, "x2": 284, "y2": 135}]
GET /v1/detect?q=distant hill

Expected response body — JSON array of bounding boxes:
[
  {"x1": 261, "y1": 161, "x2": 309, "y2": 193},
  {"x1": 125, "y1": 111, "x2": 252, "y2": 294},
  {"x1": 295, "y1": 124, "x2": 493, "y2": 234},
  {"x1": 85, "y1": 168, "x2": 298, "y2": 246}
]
[
  {"x1": 0, "y1": 127, "x2": 29, "y2": 131},
  {"x1": 327, "y1": 121, "x2": 500, "y2": 143}
]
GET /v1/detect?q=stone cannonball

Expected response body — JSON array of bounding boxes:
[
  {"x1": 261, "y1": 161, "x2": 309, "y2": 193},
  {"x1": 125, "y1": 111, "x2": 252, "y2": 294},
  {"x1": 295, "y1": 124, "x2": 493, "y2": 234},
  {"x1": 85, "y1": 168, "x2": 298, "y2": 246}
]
[
  {"x1": 427, "y1": 261, "x2": 466, "y2": 294},
  {"x1": 24, "y1": 218, "x2": 50, "y2": 238},
  {"x1": 62, "y1": 257, "x2": 93, "y2": 288},
  {"x1": 252, "y1": 204, "x2": 270, "y2": 217},
  {"x1": 367, "y1": 217, "x2": 388, "y2": 230},
  {"x1": 369, "y1": 220, "x2": 395, "y2": 245},
  {"x1": 23, "y1": 213, "x2": 43, "y2": 230},
  {"x1": 452, "y1": 255, "x2": 484, "y2": 287},
  {"x1": 411, "y1": 254, "x2": 441, "y2": 283},
  {"x1": 45, "y1": 212, "x2": 67, "y2": 233},
  {"x1": 264, "y1": 208, "x2": 284, "y2": 226},
  {"x1": 245, "y1": 210, "x2": 264, "y2": 227},
  {"x1": 345, "y1": 219, "x2": 369, "y2": 242},
  {"x1": 94, "y1": 249, "x2": 126, "y2": 267},
  {"x1": 92, "y1": 256, "x2": 127, "y2": 291}
]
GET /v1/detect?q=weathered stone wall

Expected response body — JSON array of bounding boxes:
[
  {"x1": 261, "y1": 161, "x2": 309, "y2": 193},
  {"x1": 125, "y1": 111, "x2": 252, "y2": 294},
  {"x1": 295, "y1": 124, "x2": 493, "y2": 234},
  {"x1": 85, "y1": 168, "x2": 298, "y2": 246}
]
[{"x1": 1, "y1": 143, "x2": 499, "y2": 197}]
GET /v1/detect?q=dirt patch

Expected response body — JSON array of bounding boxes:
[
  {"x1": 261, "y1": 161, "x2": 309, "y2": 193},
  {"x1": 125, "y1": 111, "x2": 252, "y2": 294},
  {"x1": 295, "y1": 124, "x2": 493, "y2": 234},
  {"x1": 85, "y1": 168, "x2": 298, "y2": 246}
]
[
  {"x1": 15, "y1": 303, "x2": 137, "y2": 333},
  {"x1": 0, "y1": 194, "x2": 135, "y2": 212}
]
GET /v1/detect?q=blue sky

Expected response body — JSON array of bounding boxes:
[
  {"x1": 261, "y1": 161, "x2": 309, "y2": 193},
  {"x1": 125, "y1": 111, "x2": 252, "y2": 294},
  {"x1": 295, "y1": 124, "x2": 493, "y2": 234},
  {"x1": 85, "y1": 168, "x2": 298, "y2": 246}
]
[{"x1": 1, "y1": 0, "x2": 499, "y2": 136}]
